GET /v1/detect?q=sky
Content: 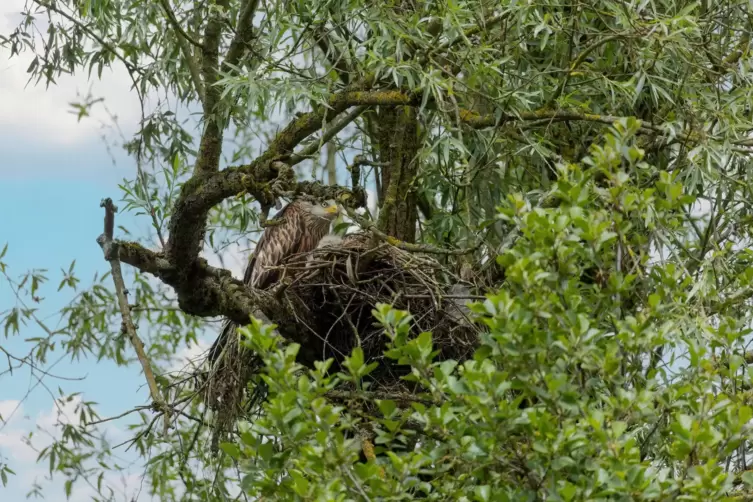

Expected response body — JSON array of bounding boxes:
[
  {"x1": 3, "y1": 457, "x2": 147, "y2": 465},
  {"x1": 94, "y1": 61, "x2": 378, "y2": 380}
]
[
  {"x1": 0, "y1": 3, "x2": 208, "y2": 500},
  {"x1": 0, "y1": 3, "x2": 380, "y2": 500}
]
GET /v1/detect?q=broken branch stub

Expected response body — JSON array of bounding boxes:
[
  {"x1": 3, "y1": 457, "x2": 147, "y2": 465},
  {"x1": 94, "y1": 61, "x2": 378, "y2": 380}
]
[{"x1": 96, "y1": 198, "x2": 172, "y2": 436}]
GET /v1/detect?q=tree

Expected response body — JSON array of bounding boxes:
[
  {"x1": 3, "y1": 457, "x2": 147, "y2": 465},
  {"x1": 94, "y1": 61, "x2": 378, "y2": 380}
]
[{"x1": 4, "y1": 0, "x2": 753, "y2": 499}]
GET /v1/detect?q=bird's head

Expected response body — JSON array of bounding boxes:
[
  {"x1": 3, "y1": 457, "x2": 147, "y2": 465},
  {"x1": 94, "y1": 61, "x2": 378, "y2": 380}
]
[{"x1": 301, "y1": 199, "x2": 341, "y2": 220}]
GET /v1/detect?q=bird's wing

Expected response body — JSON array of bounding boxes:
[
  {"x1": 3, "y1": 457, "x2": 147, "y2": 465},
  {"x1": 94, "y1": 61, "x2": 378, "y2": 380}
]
[
  {"x1": 208, "y1": 204, "x2": 303, "y2": 366},
  {"x1": 243, "y1": 202, "x2": 304, "y2": 290}
]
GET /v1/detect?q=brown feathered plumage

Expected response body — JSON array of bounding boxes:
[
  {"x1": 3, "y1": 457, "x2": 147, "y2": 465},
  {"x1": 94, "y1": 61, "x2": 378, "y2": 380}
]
[{"x1": 207, "y1": 198, "x2": 340, "y2": 365}]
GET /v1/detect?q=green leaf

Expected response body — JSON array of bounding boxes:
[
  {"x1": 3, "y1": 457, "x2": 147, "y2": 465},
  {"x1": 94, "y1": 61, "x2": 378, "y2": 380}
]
[
  {"x1": 219, "y1": 442, "x2": 241, "y2": 460},
  {"x1": 474, "y1": 485, "x2": 491, "y2": 501},
  {"x1": 741, "y1": 471, "x2": 753, "y2": 487},
  {"x1": 257, "y1": 441, "x2": 274, "y2": 462}
]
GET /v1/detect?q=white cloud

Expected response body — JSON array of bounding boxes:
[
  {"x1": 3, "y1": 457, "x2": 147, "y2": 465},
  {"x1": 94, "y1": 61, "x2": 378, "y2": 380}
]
[
  {"x1": 169, "y1": 337, "x2": 212, "y2": 373},
  {"x1": 0, "y1": 399, "x2": 22, "y2": 423},
  {"x1": 0, "y1": 396, "x2": 143, "y2": 500},
  {"x1": 0, "y1": 399, "x2": 37, "y2": 463},
  {"x1": 0, "y1": 1, "x2": 148, "y2": 153},
  {"x1": 36, "y1": 395, "x2": 84, "y2": 431}
]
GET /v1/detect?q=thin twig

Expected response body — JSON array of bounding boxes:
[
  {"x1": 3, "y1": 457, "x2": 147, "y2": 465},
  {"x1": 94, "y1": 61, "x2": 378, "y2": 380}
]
[
  {"x1": 85, "y1": 405, "x2": 153, "y2": 426},
  {"x1": 158, "y1": 0, "x2": 205, "y2": 104},
  {"x1": 96, "y1": 198, "x2": 172, "y2": 436},
  {"x1": 345, "y1": 208, "x2": 480, "y2": 255},
  {"x1": 0, "y1": 345, "x2": 86, "y2": 381},
  {"x1": 33, "y1": 1, "x2": 144, "y2": 76},
  {"x1": 550, "y1": 34, "x2": 625, "y2": 103},
  {"x1": 136, "y1": 166, "x2": 167, "y2": 248},
  {"x1": 158, "y1": 0, "x2": 204, "y2": 48},
  {"x1": 288, "y1": 106, "x2": 370, "y2": 165}
]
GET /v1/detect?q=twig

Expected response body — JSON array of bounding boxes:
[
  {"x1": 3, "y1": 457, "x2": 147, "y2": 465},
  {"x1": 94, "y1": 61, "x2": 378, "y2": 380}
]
[
  {"x1": 85, "y1": 405, "x2": 153, "y2": 426},
  {"x1": 32, "y1": 1, "x2": 144, "y2": 76},
  {"x1": 96, "y1": 198, "x2": 172, "y2": 436},
  {"x1": 549, "y1": 34, "x2": 625, "y2": 103},
  {"x1": 158, "y1": 0, "x2": 204, "y2": 49},
  {"x1": 288, "y1": 106, "x2": 370, "y2": 165},
  {"x1": 348, "y1": 155, "x2": 389, "y2": 169},
  {"x1": 158, "y1": 0, "x2": 205, "y2": 105},
  {"x1": 136, "y1": 165, "x2": 167, "y2": 248},
  {"x1": 222, "y1": 0, "x2": 261, "y2": 71},
  {"x1": 345, "y1": 208, "x2": 479, "y2": 255},
  {"x1": 403, "y1": 293, "x2": 485, "y2": 300},
  {"x1": 326, "y1": 389, "x2": 441, "y2": 407},
  {"x1": 0, "y1": 345, "x2": 86, "y2": 382}
]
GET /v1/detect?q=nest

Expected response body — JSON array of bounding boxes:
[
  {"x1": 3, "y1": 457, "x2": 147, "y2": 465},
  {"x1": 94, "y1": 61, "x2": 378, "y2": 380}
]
[
  {"x1": 200, "y1": 233, "x2": 483, "y2": 446},
  {"x1": 282, "y1": 233, "x2": 480, "y2": 381}
]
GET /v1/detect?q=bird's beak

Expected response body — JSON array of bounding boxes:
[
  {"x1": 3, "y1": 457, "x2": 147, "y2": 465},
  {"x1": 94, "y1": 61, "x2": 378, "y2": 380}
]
[{"x1": 326, "y1": 205, "x2": 340, "y2": 215}]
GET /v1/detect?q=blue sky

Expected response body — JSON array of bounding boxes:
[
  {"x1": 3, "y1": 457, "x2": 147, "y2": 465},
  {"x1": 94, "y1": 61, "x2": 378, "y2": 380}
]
[
  {"x1": 0, "y1": 3, "x2": 380, "y2": 499},
  {"x1": 0, "y1": 3, "x2": 169, "y2": 494},
  {"x1": 0, "y1": 146, "x2": 144, "y2": 407},
  {"x1": 0, "y1": 129, "x2": 158, "y2": 501}
]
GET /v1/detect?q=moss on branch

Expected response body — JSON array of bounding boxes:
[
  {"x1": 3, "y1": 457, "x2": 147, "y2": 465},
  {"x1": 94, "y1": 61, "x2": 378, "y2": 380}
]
[
  {"x1": 162, "y1": 82, "x2": 406, "y2": 289},
  {"x1": 113, "y1": 238, "x2": 294, "y2": 331},
  {"x1": 457, "y1": 106, "x2": 718, "y2": 149},
  {"x1": 223, "y1": 0, "x2": 260, "y2": 71}
]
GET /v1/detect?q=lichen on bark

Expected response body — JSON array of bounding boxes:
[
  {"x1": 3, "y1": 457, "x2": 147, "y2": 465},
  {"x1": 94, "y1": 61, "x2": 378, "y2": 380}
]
[{"x1": 372, "y1": 106, "x2": 420, "y2": 243}]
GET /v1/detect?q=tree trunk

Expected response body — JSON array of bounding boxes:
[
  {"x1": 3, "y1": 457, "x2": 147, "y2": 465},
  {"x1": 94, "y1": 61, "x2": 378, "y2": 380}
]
[
  {"x1": 326, "y1": 141, "x2": 337, "y2": 186},
  {"x1": 370, "y1": 106, "x2": 420, "y2": 242}
]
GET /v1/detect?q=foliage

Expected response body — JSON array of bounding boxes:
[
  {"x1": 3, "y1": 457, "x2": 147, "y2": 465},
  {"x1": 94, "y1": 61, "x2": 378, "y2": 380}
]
[
  {"x1": 3, "y1": 0, "x2": 753, "y2": 500},
  {"x1": 204, "y1": 124, "x2": 753, "y2": 501}
]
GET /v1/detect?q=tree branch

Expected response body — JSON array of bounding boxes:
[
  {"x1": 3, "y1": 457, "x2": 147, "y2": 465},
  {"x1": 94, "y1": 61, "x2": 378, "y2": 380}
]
[
  {"x1": 33, "y1": 0, "x2": 144, "y2": 76},
  {"x1": 105, "y1": 182, "x2": 362, "y2": 320},
  {"x1": 264, "y1": 88, "x2": 410, "y2": 161},
  {"x1": 96, "y1": 199, "x2": 171, "y2": 436},
  {"x1": 159, "y1": 0, "x2": 205, "y2": 104},
  {"x1": 222, "y1": 0, "x2": 260, "y2": 71},
  {"x1": 345, "y1": 208, "x2": 478, "y2": 255},
  {"x1": 165, "y1": 85, "x2": 403, "y2": 287},
  {"x1": 457, "y1": 107, "x2": 753, "y2": 151},
  {"x1": 199, "y1": 0, "x2": 226, "y2": 115},
  {"x1": 165, "y1": 1, "x2": 230, "y2": 273},
  {"x1": 288, "y1": 105, "x2": 369, "y2": 165},
  {"x1": 165, "y1": 77, "x2": 753, "y2": 289},
  {"x1": 313, "y1": 24, "x2": 352, "y2": 85},
  {"x1": 549, "y1": 34, "x2": 625, "y2": 104},
  {"x1": 159, "y1": 0, "x2": 204, "y2": 48}
]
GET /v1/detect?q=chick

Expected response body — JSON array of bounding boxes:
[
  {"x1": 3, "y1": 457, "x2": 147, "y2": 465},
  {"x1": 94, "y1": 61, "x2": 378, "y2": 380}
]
[{"x1": 306, "y1": 234, "x2": 344, "y2": 267}]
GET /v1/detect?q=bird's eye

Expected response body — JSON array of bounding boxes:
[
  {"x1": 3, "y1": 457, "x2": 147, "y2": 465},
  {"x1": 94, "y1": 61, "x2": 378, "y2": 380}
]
[{"x1": 320, "y1": 201, "x2": 327, "y2": 207}]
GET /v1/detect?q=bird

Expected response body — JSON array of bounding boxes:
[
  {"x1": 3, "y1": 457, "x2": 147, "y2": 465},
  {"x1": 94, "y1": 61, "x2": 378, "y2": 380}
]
[
  {"x1": 206, "y1": 198, "x2": 341, "y2": 366},
  {"x1": 305, "y1": 234, "x2": 344, "y2": 267},
  {"x1": 315, "y1": 234, "x2": 344, "y2": 249}
]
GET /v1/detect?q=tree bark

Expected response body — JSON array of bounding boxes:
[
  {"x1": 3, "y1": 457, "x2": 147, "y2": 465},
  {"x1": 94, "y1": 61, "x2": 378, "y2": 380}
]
[
  {"x1": 326, "y1": 141, "x2": 338, "y2": 186},
  {"x1": 371, "y1": 106, "x2": 420, "y2": 242}
]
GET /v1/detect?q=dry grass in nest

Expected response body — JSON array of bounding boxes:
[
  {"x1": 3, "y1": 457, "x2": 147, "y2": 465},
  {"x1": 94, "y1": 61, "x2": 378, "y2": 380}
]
[
  {"x1": 201, "y1": 332, "x2": 265, "y2": 451},
  {"x1": 200, "y1": 233, "x2": 483, "y2": 445}
]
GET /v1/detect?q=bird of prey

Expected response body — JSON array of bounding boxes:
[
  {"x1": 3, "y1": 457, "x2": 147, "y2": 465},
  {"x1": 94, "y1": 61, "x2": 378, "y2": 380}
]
[{"x1": 207, "y1": 198, "x2": 341, "y2": 365}]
